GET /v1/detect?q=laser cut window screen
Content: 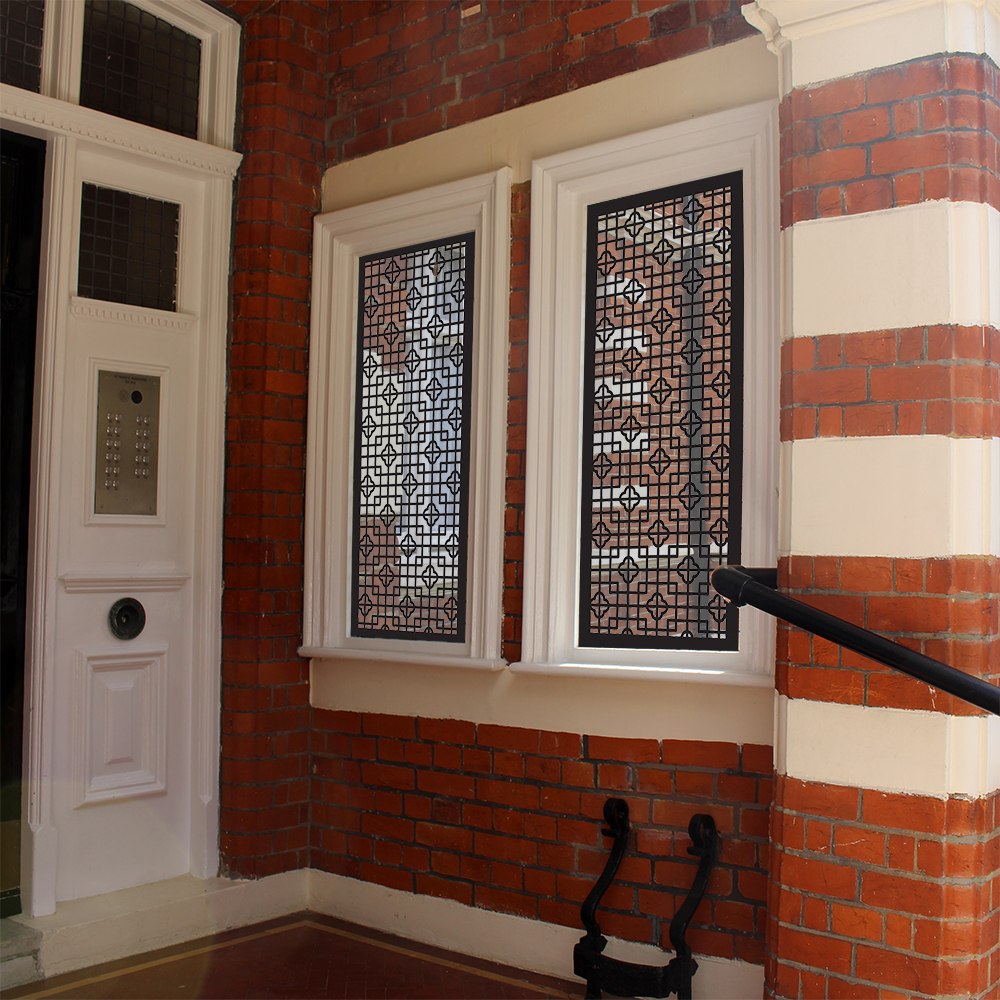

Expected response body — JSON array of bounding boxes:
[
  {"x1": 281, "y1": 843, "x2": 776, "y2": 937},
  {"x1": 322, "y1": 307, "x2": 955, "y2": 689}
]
[
  {"x1": 352, "y1": 235, "x2": 475, "y2": 641},
  {"x1": 580, "y1": 172, "x2": 744, "y2": 651},
  {"x1": 78, "y1": 183, "x2": 180, "y2": 312},
  {"x1": 0, "y1": 0, "x2": 45, "y2": 93},
  {"x1": 80, "y1": 0, "x2": 201, "y2": 140}
]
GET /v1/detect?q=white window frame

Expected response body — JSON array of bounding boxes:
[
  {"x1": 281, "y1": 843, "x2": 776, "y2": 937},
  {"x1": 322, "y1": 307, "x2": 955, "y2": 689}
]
[
  {"x1": 511, "y1": 103, "x2": 778, "y2": 684},
  {"x1": 301, "y1": 169, "x2": 511, "y2": 669},
  {"x1": 40, "y1": 0, "x2": 240, "y2": 150}
]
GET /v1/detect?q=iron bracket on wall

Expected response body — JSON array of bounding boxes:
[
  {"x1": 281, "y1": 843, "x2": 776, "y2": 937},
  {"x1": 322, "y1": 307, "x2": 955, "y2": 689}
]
[{"x1": 574, "y1": 798, "x2": 718, "y2": 1000}]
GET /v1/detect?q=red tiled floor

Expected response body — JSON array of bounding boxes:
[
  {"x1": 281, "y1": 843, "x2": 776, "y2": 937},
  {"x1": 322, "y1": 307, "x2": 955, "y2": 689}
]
[{"x1": 4, "y1": 913, "x2": 583, "y2": 1000}]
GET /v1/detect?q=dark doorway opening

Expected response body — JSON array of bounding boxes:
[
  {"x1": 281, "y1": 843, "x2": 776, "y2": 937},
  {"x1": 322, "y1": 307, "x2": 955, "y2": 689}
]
[{"x1": 1, "y1": 128, "x2": 46, "y2": 918}]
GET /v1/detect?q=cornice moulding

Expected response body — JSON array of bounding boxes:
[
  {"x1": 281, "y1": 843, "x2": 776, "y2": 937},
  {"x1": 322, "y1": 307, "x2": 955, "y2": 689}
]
[
  {"x1": 70, "y1": 297, "x2": 198, "y2": 332},
  {"x1": 0, "y1": 88, "x2": 242, "y2": 177},
  {"x1": 744, "y1": 0, "x2": 1000, "y2": 94}
]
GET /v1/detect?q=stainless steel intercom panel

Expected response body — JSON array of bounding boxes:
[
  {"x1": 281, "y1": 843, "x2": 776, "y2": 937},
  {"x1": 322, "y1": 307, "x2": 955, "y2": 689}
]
[{"x1": 95, "y1": 370, "x2": 160, "y2": 515}]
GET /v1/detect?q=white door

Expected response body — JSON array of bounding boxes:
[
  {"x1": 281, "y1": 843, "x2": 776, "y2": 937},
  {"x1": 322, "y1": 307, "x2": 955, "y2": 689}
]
[{"x1": 4, "y1": 97, "x2": 240, "y2": 915}]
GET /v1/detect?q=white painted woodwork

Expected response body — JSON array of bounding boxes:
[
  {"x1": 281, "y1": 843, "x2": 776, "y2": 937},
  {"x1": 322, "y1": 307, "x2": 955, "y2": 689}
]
[
  {"x1": 74, "y1": 647, "x2": 167, "y2": 806},
  {"x1": 513, "y1": 102, "x2": 780, "y2": 680},
  {"x1": 3, "y1": 1, "x2": 240, "y2": 916},
  {"x1": 302, "y1": 169, "x2": 511, "y2": 669}
]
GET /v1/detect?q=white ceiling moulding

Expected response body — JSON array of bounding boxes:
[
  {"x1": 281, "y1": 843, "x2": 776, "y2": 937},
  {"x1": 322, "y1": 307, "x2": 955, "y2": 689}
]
[{"x1": 743, "y1": 0, "x2": 1000, "y2": 95}]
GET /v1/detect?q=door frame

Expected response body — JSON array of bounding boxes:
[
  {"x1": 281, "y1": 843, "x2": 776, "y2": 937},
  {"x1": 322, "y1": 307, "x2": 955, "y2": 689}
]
[{"x1": 1, "y1": 77, "x2": 240, "y2": 916}]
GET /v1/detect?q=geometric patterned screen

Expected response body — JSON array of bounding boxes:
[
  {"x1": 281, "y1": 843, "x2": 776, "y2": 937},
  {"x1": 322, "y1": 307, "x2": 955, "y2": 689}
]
[
  {"x1": 580, "y1": 172, "x2": 743, "y2": 650},
  {"x1": 352, "y1": 235, "x2": 475, "y2": 641}
]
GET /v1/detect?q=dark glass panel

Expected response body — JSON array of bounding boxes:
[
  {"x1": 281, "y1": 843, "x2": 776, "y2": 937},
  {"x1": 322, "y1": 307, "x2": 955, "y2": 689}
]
[
  {"x1": 78, "y1": 183, "x2": 179, "y2": 312},
  {"x1": 0, "y1": 0, "x2": 45, "y2": 93},
  {"x1": 80, "y1": 0, "x2": 200, "y2": 140}
]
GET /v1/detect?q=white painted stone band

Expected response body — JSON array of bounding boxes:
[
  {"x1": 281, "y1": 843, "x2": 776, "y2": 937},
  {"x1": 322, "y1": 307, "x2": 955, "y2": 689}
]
[
  {"x1": 745, "y1": 0, "x2": 1000, "y2": 94},
  {"x1": 786, "y1": 201, "x2": 1000, "y2": 339},
  {"x1": 776, "y1": 695, "x2": 1000, "y2": 796},
  {"x1": 781, "y1": 436, "x2": 1000, "y2": 558}
]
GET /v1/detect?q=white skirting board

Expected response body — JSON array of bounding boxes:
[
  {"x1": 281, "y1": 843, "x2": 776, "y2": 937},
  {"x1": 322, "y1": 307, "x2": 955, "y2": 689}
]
[
  {"x1": 11, "y1": 867, "x2": 764, "y2": 999},
  {"x1": 309, "y1": 869, "x2": 765, "y2": 1000}
]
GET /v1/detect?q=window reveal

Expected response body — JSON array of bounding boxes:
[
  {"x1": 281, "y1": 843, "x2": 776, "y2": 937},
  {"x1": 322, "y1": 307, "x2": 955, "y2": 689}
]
[
  {"x1": 580, "y1": 173, "x2": 744, "y2": 651},
  {"x1": 352, "y1": 235, "x2": 475, "y2": 641}
]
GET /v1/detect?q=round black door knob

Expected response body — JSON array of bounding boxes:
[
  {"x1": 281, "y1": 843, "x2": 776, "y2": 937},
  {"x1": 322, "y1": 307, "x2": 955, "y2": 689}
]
[{"x1": 109, "y1": 597, "x2": 146, "y2": 640}]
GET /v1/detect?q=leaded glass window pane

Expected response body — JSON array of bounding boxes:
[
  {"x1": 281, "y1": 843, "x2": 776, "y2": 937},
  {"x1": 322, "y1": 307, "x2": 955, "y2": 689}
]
[
  {"x1": 78, "y1": 183, "x2": 180, "y2": 312},
  {"x1": 580, "y1": 172, "x2": 744, "y2": 651},
  {"x1": 80, "y1": 0, "x2": 201, "y2": 140},
  {"x1": 0, "y1": 0, "x2": 45, "y2": 93},
  {"x1": 352, "y1": 235, "x2": 475, "y2": 641}
]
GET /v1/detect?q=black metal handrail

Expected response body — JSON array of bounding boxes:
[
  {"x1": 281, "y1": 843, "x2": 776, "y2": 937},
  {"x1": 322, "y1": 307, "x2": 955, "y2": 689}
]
[{"x1": 712, "y1": 567, "x2": 999, "y2": 716}]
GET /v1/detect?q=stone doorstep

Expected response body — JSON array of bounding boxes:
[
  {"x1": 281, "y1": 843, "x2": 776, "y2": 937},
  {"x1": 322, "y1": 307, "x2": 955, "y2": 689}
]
[
  {"x1": 1, "y1": 919, "x2": 42, "y2": 961},
  {"x1": 0, "y1": 919, "x2": 42, "y2": 988}
]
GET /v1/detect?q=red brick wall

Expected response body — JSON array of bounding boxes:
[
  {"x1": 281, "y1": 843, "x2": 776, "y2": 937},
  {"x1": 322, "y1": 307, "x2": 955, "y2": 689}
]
[
  {"x1": 311, "y1": 711, "x2": 771, "y2": 962},
  {"x1": 768, "y1": 778, "x2": 1000, "y2": 998},
  {"x1": 216, "y1": 0, "x2": 759, "y2": 880},
  {"x1": 780, "y1": 54, "x2": 1000, "y2": 227},
  {"x1": 780, "y1": 325, "x2": 1000, "y2": 442},
  {"x1": 218, "y1": 0, "x2": 326, "y2": 877},
  {"x1": 775, "y1": 556, "x2": 999, "y2": 716},
  {"x1": 325, "y1": 0, "x2": 757, "y2": 165}
]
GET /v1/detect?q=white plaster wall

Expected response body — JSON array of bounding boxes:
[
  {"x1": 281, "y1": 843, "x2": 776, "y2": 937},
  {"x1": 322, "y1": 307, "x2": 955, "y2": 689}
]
[{"x1": 776, "y1": 696, "x2": 1000, "y2": 796}]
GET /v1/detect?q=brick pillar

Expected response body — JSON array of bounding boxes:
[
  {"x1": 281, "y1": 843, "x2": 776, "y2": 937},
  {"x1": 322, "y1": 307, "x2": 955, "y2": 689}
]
[
  {"x1": 744, "y1": 2, "x2": 999, "y2": 996},
  {"x1": 217, "y1": 0, "x2": 327, "y2": 878}
]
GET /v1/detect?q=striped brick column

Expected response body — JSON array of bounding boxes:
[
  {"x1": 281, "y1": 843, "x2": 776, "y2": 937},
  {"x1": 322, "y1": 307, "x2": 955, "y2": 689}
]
[{"x1": 745, "y1": 2, "x2": 999, "y2": 997}]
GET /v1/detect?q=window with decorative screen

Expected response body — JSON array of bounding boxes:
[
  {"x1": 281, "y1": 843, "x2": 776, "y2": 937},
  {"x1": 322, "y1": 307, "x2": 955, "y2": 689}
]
[
  {"x1": 515, "y1": 104, "x2": 777, "y2": 680},
  {"x1": 580, "y1": 173, "x2": 743, "y2": 652},
  {"x1": 352, "y1": 235, "x2": 475, "y2": 641},
  {"x1": 80, "y1": 0, "x2": 201, "y2": 140},
  {"x1": 78, "y1": 183, "x2": 179, "y2": 312},
  {"x1": 0, "y1": 0, "x2": 45, "y2": 93}
]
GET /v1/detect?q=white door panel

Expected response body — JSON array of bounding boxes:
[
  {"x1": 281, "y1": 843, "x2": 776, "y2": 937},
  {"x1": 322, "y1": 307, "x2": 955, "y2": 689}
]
[
  {"x1": 5, "y1": 100, "x2": 240, "y2": 912},
  {"x1": 48, "y1": 141, "x2": 203, "y2": 902}
]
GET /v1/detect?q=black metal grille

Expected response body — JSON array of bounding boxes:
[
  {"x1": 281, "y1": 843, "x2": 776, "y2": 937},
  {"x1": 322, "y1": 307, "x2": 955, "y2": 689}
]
[
  {"x1": 78, "y1": 183, "x2": 179, "y2": 312},
  {"x1": 80, "y1": 0, "x2": 201, "y2": 140},
  {"x1": 352, "y1": 235, "x2": 475, "y2": 641},
  {"x1": 580, "y1": 173, "x2": 744, "y2": 650},
  {"x1": 0, "y1": 0, "x2": 45, "y2": 93}
]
